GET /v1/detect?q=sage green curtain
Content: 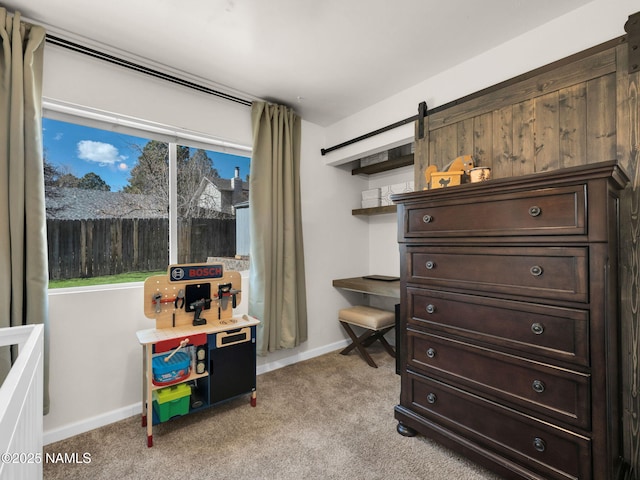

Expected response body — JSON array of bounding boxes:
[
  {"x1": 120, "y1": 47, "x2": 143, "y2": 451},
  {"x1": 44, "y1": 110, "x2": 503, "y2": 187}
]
[
  {"x1": 249, "y1": 101, "x2": 308, "y2": 355},
  {"x1": 0, "y1": 8, "x2": 49, "y2": 414}
]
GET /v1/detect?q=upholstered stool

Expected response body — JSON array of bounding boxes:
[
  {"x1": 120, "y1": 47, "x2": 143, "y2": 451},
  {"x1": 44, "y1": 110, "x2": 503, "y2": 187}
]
[{"x1": 339, "y1": 305, "x2": 396, "y2": 368}]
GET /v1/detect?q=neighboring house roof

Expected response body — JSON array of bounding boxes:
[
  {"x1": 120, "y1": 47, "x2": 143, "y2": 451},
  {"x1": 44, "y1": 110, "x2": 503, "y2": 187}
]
[
  {"x1": 192, "y1": 176, "x2": 249, "y2": 214},
  {"x1": 200, "y1": 176, "x2": 249, "y2": 196},
  {"x1": 46, "y1": 188, "x2": 166, "y2": 220},
  {"x1": 210, "y1": 177, "x2": 234, "y2": 191}
]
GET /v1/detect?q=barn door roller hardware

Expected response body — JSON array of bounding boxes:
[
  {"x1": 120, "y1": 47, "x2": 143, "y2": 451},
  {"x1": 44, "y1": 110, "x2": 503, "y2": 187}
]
[
  {"x1": 625, "y1": 11, "x2": 640, "y2": 74},
  {"x1": 320, "y1": 101, "x2": 427, "y2": 156}
]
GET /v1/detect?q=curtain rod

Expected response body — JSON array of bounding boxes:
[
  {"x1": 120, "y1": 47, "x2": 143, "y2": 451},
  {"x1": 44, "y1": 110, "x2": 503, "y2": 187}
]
[
  {"x1": 321, "y1": 101, "x2": 427, "y2": 156},
  {"x1": 45, "y1": 34, "x2": 253, "y2": 107}
]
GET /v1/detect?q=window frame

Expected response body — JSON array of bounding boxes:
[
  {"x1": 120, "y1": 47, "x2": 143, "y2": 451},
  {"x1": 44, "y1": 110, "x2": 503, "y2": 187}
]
[{"x1": 43, "y1": 99, "x2": 252, "y2": 290}]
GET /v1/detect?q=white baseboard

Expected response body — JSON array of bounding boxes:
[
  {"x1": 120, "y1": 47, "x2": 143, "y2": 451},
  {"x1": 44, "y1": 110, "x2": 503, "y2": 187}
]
[
  {"x1": 256, "y1": 339, "x2": 348, "y2": 375},
  {"x1": 43, "y1": 339, "x2": 349, "y2": 446},
  {"x1": 44, "y1": 403, "x2": 141, "y2": 446}
]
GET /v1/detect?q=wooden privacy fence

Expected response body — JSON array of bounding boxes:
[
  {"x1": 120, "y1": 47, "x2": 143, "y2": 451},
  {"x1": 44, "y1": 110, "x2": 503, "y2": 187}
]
[{"x1": 47, "y1": 217, "x2": 236, "y2": 280}]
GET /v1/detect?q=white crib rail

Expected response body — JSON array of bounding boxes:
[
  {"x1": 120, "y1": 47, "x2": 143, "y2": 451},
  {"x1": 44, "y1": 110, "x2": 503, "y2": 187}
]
[{"x1": 0, "y1": 324, "x2": 44, "y2": 480}]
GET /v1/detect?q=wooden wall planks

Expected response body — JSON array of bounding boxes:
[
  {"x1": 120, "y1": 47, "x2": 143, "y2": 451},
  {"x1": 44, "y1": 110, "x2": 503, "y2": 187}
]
[
  {"x1": 417, "y1": 54, "x2": 619, "y2": 190},
  {"x1": 617, "y1": 40, "x2": 640, "y2": 478},
  {"x1": 491, "y1": 105, "x2": 512, "y2": 178},
  {"x1": 558, "y1": 83, "x2": 587, "y2": 168},
  {"x1": 534, "y1": 90, "x2": 560, "y2": 171},
  {"x1": 512, "y1": 99, "x2": 535, "y2": 177},
  {"x1": 414, "y1": 38, "x2": 640, "y2": 476}
]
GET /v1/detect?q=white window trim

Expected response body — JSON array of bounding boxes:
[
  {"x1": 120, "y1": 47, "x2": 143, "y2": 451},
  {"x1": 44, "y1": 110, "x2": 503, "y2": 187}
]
[
  {"x1": 168, "y1": 143, "x2": 178, "y2": 264},
  {"x1": 43, "y1": 98, "x2": 252, "y2": 289},
  {"x1": 43, "y1": 98, "x2": 252, "y2": 157}
]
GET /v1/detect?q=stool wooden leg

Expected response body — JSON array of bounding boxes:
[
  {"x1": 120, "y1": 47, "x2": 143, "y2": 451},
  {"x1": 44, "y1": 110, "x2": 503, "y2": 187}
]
[
  {"x1": 339, "y1": 321, "x2": 379, "y2": 368},
  {"x1": 377, "y1": 326, "x2": 396, "y2": 358},
  {"x1": 339, "y1": 321, "x2": 361, "y2": 354}
]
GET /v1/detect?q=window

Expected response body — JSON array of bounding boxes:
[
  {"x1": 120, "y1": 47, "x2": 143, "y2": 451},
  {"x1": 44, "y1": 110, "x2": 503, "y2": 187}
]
[
  {"x1": 43, "y1": 115, "x2": 250, "y2": 288},
  {"x1": 175, "y1": 145, "x2": 249, "y2": 266}
]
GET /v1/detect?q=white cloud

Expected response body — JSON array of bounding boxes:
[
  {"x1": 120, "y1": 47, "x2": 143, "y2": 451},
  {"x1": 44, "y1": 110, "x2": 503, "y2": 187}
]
[
  {"x1": 54, "y1": 132, "x2": 63, "y2": 141},
  {"x1": 77, "y1": 140, "x2": 126, "y2": 166}
]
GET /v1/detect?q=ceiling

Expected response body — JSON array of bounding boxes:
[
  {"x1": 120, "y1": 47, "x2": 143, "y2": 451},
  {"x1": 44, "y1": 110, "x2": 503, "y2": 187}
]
[{"x1": 3, "y1": 0, "x2": 595, "y2": 126}]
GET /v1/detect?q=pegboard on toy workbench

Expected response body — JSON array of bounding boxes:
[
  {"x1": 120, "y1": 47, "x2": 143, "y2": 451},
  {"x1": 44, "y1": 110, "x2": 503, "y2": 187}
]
[{"x1": 143, "y1": 263, "x2": 242, "y2": 330}]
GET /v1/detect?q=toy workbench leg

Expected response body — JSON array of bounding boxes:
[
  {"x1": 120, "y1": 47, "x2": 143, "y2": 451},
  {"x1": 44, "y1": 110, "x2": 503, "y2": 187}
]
[
  {"x1": 141, "y1": 344, "x2": 148, "y2": 427},
  {"x1": 144, "y1": 344, "x2": 154, "y2": 447}
]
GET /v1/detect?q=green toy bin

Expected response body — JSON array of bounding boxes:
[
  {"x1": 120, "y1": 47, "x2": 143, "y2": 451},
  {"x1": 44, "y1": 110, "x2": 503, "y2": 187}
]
[{"x1": 153, "y1": 383, "x2": 191, "y2": 422}]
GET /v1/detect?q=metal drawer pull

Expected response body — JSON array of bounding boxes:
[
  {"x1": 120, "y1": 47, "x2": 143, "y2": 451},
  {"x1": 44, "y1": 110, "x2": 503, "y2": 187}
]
[
  {"x1": 531, "y1": 323, "x2": 545, "y2": 335},
  {"x1": 426, "y1": 393, "x2": 437, "y2": 404},
  {"x1": 532, "y1": 380, "x2": 546, "y2": 393},
  {"x1": 425, "y1": 261, "x2": 436, "y2": 270},
  {"x1": 533, "y1": 437, "x2": 546, "y2": 452},
  {"x1": 423, "y1": 214, "x2": 433, "y2": 223},
  {"x1": 529, "y1": 206, "x2": 542, "y2": 217},
  {"x1": 426, "y1": 348, "x2": 436, "y2": 359},
  {"x1": 530, "y1": 265, "x2": 543, "y2": 276},
  {"x1": 426, "y1": 304, "x2": 436, "y2": 314}
]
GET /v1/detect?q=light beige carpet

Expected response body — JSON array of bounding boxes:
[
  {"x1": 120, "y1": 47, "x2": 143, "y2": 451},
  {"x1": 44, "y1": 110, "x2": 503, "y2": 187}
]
[{"x1": 43, "y1": 345, "x2": 502, "y2": 479}]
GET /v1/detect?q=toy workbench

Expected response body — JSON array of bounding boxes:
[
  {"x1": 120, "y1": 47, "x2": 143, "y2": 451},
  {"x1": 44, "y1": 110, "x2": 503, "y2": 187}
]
[{"x1": 136, "y1": 263, "x2": 259, "y2": 447}]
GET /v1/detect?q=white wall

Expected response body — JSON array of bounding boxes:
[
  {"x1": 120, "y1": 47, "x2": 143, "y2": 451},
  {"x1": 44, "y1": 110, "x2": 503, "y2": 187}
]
[
  {"x1": 42, "y1": 0, "x2": 639, "y2": 443},
  {"x1": 322, "y1": 0, "x2": 638, "y2": 282},
  {"x1": 323, "y1": 0, "x2": 637, "y2": 169},
  {"x1": 42, "y1": 44, "x2": 370, "y2": 443},
  {"x1": 43, "y1": 46, "x2": 251, "y2": 147},
  {"x1": 46, "y1": 285, "x2": 148, "y2": 441}
]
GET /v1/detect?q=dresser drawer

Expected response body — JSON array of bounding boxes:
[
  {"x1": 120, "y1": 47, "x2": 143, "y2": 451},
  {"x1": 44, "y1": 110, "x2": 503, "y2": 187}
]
[
  {"x1": 408, "y1": 331, "x2": 591, "y2": 429},
  {"x1": 403, "y1": 184, "x2": 585, "y2": 239},
  {"x1": 407, "y1": 287, "x2": 589, "y2": 366},
  {"x1": 408, "y1": 246, "x2": 588, "y2": 303},
  {"x1": 407, "y1": 372, "x2": 591, "y2": 480}
]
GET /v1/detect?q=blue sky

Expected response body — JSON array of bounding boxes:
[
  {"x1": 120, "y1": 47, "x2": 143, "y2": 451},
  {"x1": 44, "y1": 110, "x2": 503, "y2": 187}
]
[{"x1": 42, "y1": 117, "x2": 251, "y2": 192}]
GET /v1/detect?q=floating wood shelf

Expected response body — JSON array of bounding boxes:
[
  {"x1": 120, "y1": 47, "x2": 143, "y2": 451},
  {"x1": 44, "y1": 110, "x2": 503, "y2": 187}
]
[
  {"x1": 351, "y1": 154, "x2": 414, "y2": 175},
  {"x1": 352, "y1": 205, "x2": 397, "y2": 216}
]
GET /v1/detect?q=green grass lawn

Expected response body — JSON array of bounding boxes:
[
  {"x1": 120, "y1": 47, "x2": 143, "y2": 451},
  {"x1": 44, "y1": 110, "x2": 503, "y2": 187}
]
[{"x1": 48, "y1": 270, "x2": 166, "y2": 289}]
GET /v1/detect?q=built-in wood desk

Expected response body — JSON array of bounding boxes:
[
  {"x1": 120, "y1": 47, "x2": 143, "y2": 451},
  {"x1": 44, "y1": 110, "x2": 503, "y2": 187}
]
[
  {"x1": 333, "y1": 275, "x2": 401, "y2": 373},
  {"x1": 332, "y1": 276, "x2": 400, "y2": 298}
]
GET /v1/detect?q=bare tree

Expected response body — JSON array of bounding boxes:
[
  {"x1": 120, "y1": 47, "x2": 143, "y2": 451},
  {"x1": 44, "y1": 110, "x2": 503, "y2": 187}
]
[
  {"x1": 43, "y1": 155, "x2": 65, "y2": 216},
  {"x1": 124, "y1": 142, "x2": 223, "y2": 218}
]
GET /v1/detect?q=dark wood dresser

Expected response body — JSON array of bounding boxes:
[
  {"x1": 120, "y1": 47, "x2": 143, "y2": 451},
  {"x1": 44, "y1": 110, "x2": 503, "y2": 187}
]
[{"x1": 391, "y1": 161, "x2": 629, "y2": 480}]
